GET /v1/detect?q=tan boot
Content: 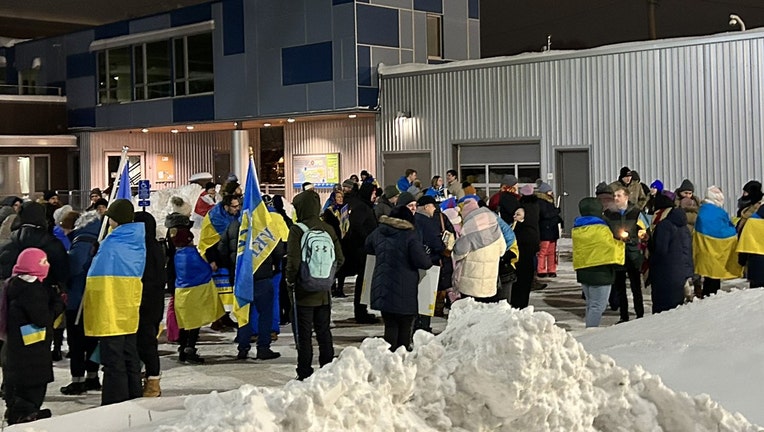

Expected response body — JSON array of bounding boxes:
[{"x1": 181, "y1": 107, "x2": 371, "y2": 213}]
[
  {"x1": 434, "y1": 291, "x2": 447, "y2": 317},
  {"x1": 143, "y1": 376, "x2": 161, "y2": 397}
]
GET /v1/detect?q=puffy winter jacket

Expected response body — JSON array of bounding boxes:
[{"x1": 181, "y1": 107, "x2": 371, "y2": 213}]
[
  {"x1": 66, "y1": 212, "x2": 101, "y2": 311},
  {"x1": 365, "y1": 215, "x2": 432, "y2": 315},
  {"x1": 537, "y1": 193, "x2": 562, "y2": 241},
  {"x1": 452, "y1": 207, "x2": 506, "y2": 298}
]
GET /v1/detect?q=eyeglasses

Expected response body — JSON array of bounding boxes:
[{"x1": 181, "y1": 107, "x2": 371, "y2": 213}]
[{"x1": 229, "y1": 204, "x2": 241, "y2": 209}]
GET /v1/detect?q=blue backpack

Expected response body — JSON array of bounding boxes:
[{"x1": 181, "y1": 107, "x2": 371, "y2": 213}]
[{"x1": 296, "y1": 223, "x2": 336, "y2": 292}]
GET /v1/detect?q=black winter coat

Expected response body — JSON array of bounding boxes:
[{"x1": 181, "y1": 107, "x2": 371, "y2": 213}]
[
  {"x1": 519, "y1": 195, "x2": 541, "y2": 244},
  {"x1": 3, "y1": 276, "x2": 65, "y2": 386},
  {"x1": 738, "y1": 205, "x2": 764, "y2": 286},
  {"x1": 365, "y1": 216, "x2": 432, "y2": 315},
  {"x1": 0, "y1": 202, "x2": 69, "y2": 290},
  {"x1": 340, "y1": 192, "x2": 377, "y2": 276},
  {"x1": 603, "y1": 205, "x2": 644, "y2": 268},
  {"x1": 498, "y1": 192, "x2": 520, "y2": 226},
  {"x1": 218, "y1": 219, "x2": 284, "y2": 282},
  {"x1": 538, "y1": 195, "x2": 562, "y2": 241},
  {"x1": 134, "y1": 212, "x2": 167, "y2": 325},
  {"x1": 649, "y1": 208, "x2": 693, "y2": 313}
]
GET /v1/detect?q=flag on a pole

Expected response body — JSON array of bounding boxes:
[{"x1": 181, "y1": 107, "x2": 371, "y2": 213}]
[
  {"x1": 233, "y1": 158, "x2": 289, "y2": 326},
  {"x1": 116, "y1": 161, "x2": 132, "y2": 199}
]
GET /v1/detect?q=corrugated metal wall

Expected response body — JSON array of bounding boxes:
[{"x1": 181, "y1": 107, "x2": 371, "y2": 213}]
[
  {"x1": 284, "y1": 117, "x2": 376, "y2": 201},
  {"x1": 378, "y1": 32, "x2": 764, "y2": 211},
  {"x1": 76, "y1": 130, "x2": 260, "y2": 190}
]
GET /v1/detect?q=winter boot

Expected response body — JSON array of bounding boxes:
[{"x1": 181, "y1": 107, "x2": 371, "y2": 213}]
[
  {"x1": 84, "y1": 377, "x2": 102, "y2": 391},
  {"x1": 60, "y1": 381, "x2": 87, "y2": 395},
  {"x1": 237, "y1": 349, "x2": 250, "y2": 360},
  {"x1": 256, "y1": 348, "x2": 281, "y2": 360},
  {"x1": 182, "y1": 347, "x2": 205, "y2": 364},
  {"x1": 434, "y1": 291, "x2": 447, "y2": 317},
  {"x1": 143, "y1": 376, "x2": 161, "y2": 397}
]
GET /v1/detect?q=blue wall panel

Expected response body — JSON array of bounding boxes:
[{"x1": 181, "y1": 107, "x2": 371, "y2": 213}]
[
  {"x1": 414, "y1": 0, "x2": 442, "y2": 14},
  {"x1": 173, "y1": 94, "x2": 215, "y2": 122},
  {"x1": 357, "y1": 45, "x2": 371, "y2": 86},
  {"x1": 357, "y1": 4, "x2": 399, "y2": 47},
  {"x1": 171, "y1": 3, "x2": 212, "y2": 27},
  {"x1": 468, "y1": 0, "x2": 479, "y2": 19},
  {"x1": 94, "y1": 21, "x2": 129, "y2": 40},
  {"x1": 1, "y1": 47, "x2": 17, "y2": 85},
  {"x1": 66, "y1": 53, "x2": 95, "y2": 79},
  {"x1": 69, "y1": 107, "x2": 95, "y2": 128},
  {"x1": 223, "y1": 0, "x2": 245, "y2": 55},
  {"x1": 358, "y1": 87, "x2": 378, "y2": 108},
  {"x1": 282, "y1": 41, "x2": 333, "y2": 86}
]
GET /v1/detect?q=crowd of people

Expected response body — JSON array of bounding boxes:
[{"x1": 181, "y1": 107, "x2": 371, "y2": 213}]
[
  {"x1": 0, "y1": 164, "x2": 761, "y2": 425},
  {"x1": 574, "y1": 167, "x2": 763, "y2": 328}
]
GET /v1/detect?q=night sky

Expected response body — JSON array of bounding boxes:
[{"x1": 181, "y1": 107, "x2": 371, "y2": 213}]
[{"x1": 480, "y1": 0, "x2": 764, "y2": 57}]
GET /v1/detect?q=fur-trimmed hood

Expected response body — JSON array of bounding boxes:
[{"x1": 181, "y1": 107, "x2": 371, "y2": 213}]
[
  {"x1": 379, "y1": 215, "x2": 414, "y2": 230},
  {"x1": 74, "y1": 210, "x2": 101, "y2": 230}
]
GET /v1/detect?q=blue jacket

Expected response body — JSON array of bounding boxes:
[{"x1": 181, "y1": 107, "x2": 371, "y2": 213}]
[
  {"x1": 496, "y1": 216, "x2": 517, "y2": 254},
  {"x1": 365, "y1": 216, "x2": 432, "y2": 315},
  {"x1": 66, "y1": 218, "x2": 101, "y2": 311},
  {"x1": 53, "y1": 225, "x2": 71, "y2": 250},
  {"x1": 396, "y1": 176, "x2": 413, "y2": 193}
]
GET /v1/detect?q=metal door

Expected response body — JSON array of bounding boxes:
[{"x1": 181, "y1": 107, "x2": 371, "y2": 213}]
[
  {"x1": 382, "y1": 152, "x2": 431, "y2": 189},
  {"x1": 555, "y1": 149, "x2": 590, "y2": 236}
]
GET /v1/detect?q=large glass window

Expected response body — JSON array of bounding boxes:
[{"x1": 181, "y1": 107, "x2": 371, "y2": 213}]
[
  {"x1": 0, "y1": 155, "x2": 49, "y2": 197},
  {"x1": 427, "y1": 14, "x2": 443, "y2": 59},
  {"x1": 97, "y1": 47, "x2": 131, "y2": 103},
  {"x1": 461, "y1": 164, "x2": 541, "y2": 199},
  {"x1": 100, "y1": 32, "x2": 213, "y2": 104}
]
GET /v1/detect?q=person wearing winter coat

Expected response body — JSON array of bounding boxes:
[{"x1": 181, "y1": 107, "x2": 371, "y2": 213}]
[
  {"x1": 133, "y1": 212, "x2": 167, "y2": 397},
  {"x1": 340, "y1": 182, "x2": 379, "y2": 324},
  {"x1": 453, "y1": 198, "x2": 506, "y2": 301},
  {"x1": 192, "y1": 182, "x2": 218, "y2": 227},
  {"x1": 536, "y1": 183, "x2": 562, "y2": 277},
  {"x1": 488, "y1": 175, "x2": 521, "y2": 225},
  {"x1": 694, "y1": 186, "x2": 743, "y2": 297},
  {"x1": 737, "y1": 204, "x2": 764, "y2": 289},
  {"x1": 511, "y1": 207, "x2": 539, "y2": 309},
  {"x1": 2, "y1": 248, "x2": 64, "y2": 425},
  {"x1": 645, "y1": 180, "x2": 664, "y2": 216},
  {"x1": 52, "y1": 205, "x2": 74, "y2": 250},
  {"x1": 572, "y1": 198, "x2": 624, "y2": 327},
  {"x1": 603, "y1": 187, "x2": 645, "y2": 323},
  {"x1": 650, "y1": 207, "x2": 694, "y2": 314},
  {"x1": 42, "y1": 190, "x2": 61, "y2": 235},
  {"x1": 365, "y1": 206, "x2": 432, "y2": 351},
  {"x1": 424, "y1": 176, "x2": 448, "y2": 202},
  {"x1": 396, "y1": 169, "x2": 418, "y2": 194},
  {"x1": 445, "y1": 169, "x2": 465, "y2": 199},
  {"x1": 609, "y1": 167, "x2": 648, "y2": 210},
  {"x1": 286, "y1": 190, "x2": 345, "y2": 381},
  {"x1": 375, "y1": 185, "x2": 400, "y2": 221},
  {"x1": 60, "y1": 211, "x2": 102, "y2": 396},
  {"x1": 0, "y1": 196, "x2": 22, "y2": 241},
  {"x1": 736, "y1": 180, "x2": 763, "y2": 232},
  {"x1": 674, "y1": 179, "x2": 701, "y2": 232}
]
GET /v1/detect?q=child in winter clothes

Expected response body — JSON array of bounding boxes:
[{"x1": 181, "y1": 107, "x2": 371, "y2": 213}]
[{"x1": 2, "y1": 248, "x2": 64, "y2": 424}]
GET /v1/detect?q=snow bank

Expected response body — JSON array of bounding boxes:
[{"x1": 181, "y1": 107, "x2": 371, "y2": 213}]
[
  {"x1": 131, "y1": 184, "x2": 202, "y2": 238},
  {"x1": 158, "y1": 300, "x2": 760, "y2": 432}
]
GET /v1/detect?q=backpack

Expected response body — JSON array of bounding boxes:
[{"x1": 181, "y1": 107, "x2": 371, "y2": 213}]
[{"x1": 296, "y1": 223, "x2": 337, "y2": 292}]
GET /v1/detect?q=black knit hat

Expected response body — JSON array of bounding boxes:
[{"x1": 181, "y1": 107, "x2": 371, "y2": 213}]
[
  {"x1": 389, "y1": 205, "x2": 415, "y2": 224},
  {"x1": 43, "y1": 190, "x2": 58, "y2": 201},
  {"x1": 619, "y1": 167, "x2": 632, "y2": 181},
  {"x1": 595, "y1": 182, "x2": 613, "y2": 195},
  {"x1": 105, "y1": 199, "x2": 135, "y2": 225},
  {"x1": 676, "y1": 179, "x2": 695, "y2": 194},
  {"x1": 417, "y1": 195, "x2": 437, "y2": 207}
]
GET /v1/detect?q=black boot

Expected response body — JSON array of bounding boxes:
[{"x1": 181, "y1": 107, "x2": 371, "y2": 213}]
[
  {"x1": 256, "y1": 348, "x2": 281, "y2": 360},
  {"x1": 182, "y1": 347, "x2": 205, "y2": 364},
  {"x1": 237, "y1": 349, "x2": 249, "y2": 360},
  {"x1": 60, "y1": 381, "x2": 87, "y2": 395},
  {"x1": 85, "y1": 377, "x2": 102, "y2": 391}
]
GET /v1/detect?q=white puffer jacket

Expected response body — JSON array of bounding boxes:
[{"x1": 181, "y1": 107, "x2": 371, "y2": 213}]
[{"x1": 452, "y1": 204, "x2": 506, "y2": 298}]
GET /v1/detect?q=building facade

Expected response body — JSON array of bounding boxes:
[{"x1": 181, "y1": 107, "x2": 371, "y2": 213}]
[
  {"x1": 377, "y1": 30, "x2": 764, "y2": 231},
  {"x1": 2, "y1": 0, "x2": 479, "y2": 202}
]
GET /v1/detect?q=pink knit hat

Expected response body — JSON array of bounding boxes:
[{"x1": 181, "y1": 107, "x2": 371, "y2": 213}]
[
  {"x1": 461, "y1": 198, "x2": 479, "y2": 219},
  {"x1": 12, "y1": 248, "x2": 50, "y2": 281}
]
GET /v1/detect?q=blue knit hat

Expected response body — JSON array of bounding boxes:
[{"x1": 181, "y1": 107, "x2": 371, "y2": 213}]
[{"x1": 650, "y1": 180, "x2": 664, "y2": 192}]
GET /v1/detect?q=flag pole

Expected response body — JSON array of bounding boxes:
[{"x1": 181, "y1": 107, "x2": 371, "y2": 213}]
[{"x1": 76, "y1": 146, "x2": 129, "y2": 326}]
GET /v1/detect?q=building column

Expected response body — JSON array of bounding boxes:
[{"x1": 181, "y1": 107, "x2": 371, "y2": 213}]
[{"x1": 231, "y1": 129, "x2": 249, "y2": 183}]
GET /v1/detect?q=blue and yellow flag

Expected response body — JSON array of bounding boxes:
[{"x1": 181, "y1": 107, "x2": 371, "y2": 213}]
[
  {"x1": 20, "y1": 324, "x2": 46, "y2": 345},
  {"x1": 737, "y1": 213, "x2": 764, "y2": 255},
  {"x1": 174, "y1": 247, "x2": 224, "y2": 329},
  {"x1": 693, "y1": 203, "x2": 743, "y2": 279},
  {"x1": 233, "y1": 158, "x2": 289, "y2": 326},
  {"x1": 198, "y1": 202, "x2": 237, "y2": 260},
  {"x1": 83, "y1": 223, "x2": 146, "y2": 337},
  {"x1": 572, "y1": 216, "x2": 625, "y2": 270},
  {"x1": 116, "y1": 162, "x2": 132, "y2": 199}
]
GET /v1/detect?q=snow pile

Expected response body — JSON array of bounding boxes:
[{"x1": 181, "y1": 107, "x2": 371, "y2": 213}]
[
  {"x1": 132, "y1": 184, "x2": 201, "y2": 238},
  {"x1": 157, "y1": 300, "x2": 760, "y2": 432}
]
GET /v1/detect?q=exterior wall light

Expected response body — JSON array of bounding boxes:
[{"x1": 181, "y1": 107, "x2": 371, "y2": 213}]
[
  {"x1": 730, "y1": 14, "x2": 746, "y2": 31},
  {"x1": 141, "y1": 128, "x2": 149, "y2": 133},
  {"x1": 287, "y1": 118, "x2": 296, "y2": 123},
  {"x1": 263, "y1": 122, "x2": 272, "y2": 127},
  {"x1": 186, "y1": 125, "x2": 194, "y2": 130},
  {"x1": 171, "y1": 129, "x2": 179, "y2": 134},
  {"x1": 348, "y1": 114, "x2": 357, "y2": 119}
]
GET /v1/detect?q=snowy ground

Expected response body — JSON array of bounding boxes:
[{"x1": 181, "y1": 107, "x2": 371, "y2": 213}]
[{"x1": 5, "y1": 239, "x2": 760, "y2": 431}]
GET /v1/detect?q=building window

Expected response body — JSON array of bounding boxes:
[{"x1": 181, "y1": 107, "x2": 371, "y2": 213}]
[
  {"x1": 427, "y1": 14, "x2": 443, "y2": 59},
  {"x1": 461, "y1": 164, "x2": 541, "y2": 199},
  {"x1": 260, "y1": 127, "x2": 285, "y2": 185},
  {"x1": 0, "y1": 56, "x2": 6, "y2": 86},
  {"x1": 99, "y1": 32, "x2": 213, "y2": 104},
  {"x1": 175, "y1": 33, "x2": 214, "y2": 96},
  {"x1": 0, "y1": 155, "x2": 49, "y2": 197},
  {"x1": 97, "y1": 47, "x2": 131, "y2": 104}
]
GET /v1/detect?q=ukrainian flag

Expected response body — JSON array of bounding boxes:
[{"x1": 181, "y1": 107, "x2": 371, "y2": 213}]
[
  {"x1": 233, "y1": 158, "x2": 289, "y2": 326},
  {"x1": 20, "y1": 324, "x2": 46, "y2": 345},
  {"x1": 737, "y1": 213, "x2": 764, "y2": 255},
  {"x1": 174, "y1": 247, "x2": 224, "y2": 329},
  {"x1": 198, "y1": 202, "x2": 237, "y2": 259},
  {"x1": 572, "y1": 216, "x2": 625, "y2": 270},
  {"x1": 693, "y1": 203, "x2": 743, "y2": 279},
  {"x1": 83, "y1": 223, "x2": 145, "y2": 337}
]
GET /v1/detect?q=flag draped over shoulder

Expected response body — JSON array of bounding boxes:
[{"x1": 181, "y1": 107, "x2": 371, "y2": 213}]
[
  {"x1": 233, "y1": 158, "x2": 289, "y2": 326},
  {"x1": 83, "y1": 223, "x2": 145, "y2": 337},
  {"x1": 116, "y1": 162, "x2": 132, "y2": 200},
  {"x1": 174, "y1": 247, "x2": 224, "y2": 329},
  {"x1": 198, "y1": 202, "x2": 237, "y2": 259},
  {"x1": 737, "y1": 213, "x2": 764, "y2": 255},
  {"x1": 693, "y1": 203, "x2": 742, "y2": 279},
  {"x1": 571, "y1": 216, "x2": 625, "y2": 270}
]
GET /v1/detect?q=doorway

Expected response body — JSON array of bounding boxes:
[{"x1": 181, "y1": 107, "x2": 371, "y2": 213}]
[
  {"x1": 555, "y1": 149, "x2": 590, "y2": 236},
  {"x1": 382, "y1": 152, "x2": 431, "y2": 190}
]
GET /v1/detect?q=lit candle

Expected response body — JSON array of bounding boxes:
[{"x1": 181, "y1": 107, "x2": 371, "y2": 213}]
[{"x1": 620, "y1": 230, "x2": 629, "y2": 239}]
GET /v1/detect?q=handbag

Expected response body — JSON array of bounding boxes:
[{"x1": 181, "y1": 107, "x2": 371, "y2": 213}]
[{"x1": 440, "y1": 213, "x2": 455, "y2": 256}]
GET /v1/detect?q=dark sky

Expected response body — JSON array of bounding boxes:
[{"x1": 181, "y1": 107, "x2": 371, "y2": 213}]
[{"x1": 480, "y1": 0, "x2": 764, "y2": 57}]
